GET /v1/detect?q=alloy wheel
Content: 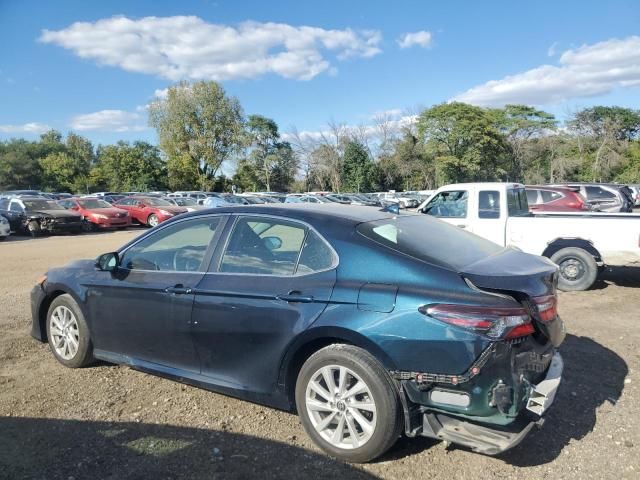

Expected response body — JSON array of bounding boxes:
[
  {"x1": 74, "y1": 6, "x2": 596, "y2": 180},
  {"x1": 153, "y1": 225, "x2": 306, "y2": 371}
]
[
  {"x1": 49, "y1": 305, "x2": 80, "y2": 360},
  {"x1": 305, "y1": 365, "x2": 377, "y2": 450}
]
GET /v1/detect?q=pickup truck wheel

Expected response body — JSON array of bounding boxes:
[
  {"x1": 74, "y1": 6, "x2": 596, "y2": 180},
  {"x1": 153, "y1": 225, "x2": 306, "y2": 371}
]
[
  {"x1": 27, "y1": 220, "x2": 41, "y2": 238},
  {"x1": 550, "y1": 247, "x2": 598, "y2": 291},
  {"x1": 295, "y1": 344, "x2": 402, "y2": 463}
]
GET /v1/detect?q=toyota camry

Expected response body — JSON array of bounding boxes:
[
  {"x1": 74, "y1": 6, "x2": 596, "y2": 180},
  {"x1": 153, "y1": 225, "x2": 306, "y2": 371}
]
[{"x1": 31, "y1": 204, "x2": 565, "y2": 462}]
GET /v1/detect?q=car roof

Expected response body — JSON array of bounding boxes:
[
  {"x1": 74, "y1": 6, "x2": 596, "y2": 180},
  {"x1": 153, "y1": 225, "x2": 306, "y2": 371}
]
[
  {"x1": 438, "y1": 182, "x2": 525, "y2": 189},
  {"x1": 182, "y1": 203, "x2": 398, "y2": 225}
]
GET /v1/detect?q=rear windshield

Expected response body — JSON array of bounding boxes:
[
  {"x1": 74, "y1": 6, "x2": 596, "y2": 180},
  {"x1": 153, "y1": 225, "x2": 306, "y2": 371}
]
[
  {"x1": 357, "y1": 214, "x2": 504, "y2": 271},
  {"x1": 507, "y1": 188, "x2": 530, "y2": 216}
]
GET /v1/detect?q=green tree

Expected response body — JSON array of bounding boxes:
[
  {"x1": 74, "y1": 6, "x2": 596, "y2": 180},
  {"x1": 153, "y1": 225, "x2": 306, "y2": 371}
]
[
  {"x1": 39, "y1": 152, "x2": 78, "y2": 192},
  {"x1": 92, "y1": 141, "x2": 167, "y2": 192},
  {"x1": 245, "y1": 115, "x2": 298, "y2": 191},
  {"x1": 417, "y1": 102, "x2": 510, "y2": 184},
  {"x1": 342, "y1": 141, "x2": 374, "y2": 192},
  {"x1": 148, "y1": 81, "x2": 245, "y2": 190},
  {"x1": 0, "y1": 139, "x2": 43, "y2": 189},
  {"x1": 491, "y1": 104, "x2": 557, "y2": 180}
]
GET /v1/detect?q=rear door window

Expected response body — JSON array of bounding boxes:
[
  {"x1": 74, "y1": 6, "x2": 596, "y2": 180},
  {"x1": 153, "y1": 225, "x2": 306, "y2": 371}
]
[
  {"x1": 526, "y1": 189, "x2": 540, "y2": 205},
  {"x1": 220, "y1": 217, "x2": 307, "y2": 275},
  {"x1": 478, "y1": 191, "x2": 500, "y2": 219},
  {"x1": 423, "y1": 190, "x2": 468, "y2": 218},
  {"x1": 540, "y1": 190, "x2": 562, "y2": 203}
]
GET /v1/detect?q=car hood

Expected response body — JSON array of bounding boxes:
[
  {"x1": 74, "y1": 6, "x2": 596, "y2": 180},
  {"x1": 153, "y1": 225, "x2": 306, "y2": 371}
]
[
  {"x1": 85, "y1": 207, "x2": 128, "y2": 216},
  {"x1": 28, "y1": 209, "x2": 81, "y2": 218}
]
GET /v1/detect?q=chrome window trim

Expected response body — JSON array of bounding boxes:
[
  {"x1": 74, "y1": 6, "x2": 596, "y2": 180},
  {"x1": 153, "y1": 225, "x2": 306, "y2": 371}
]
[{"x1": 212, "y1": 213, "x2": 339, "y2": 278}]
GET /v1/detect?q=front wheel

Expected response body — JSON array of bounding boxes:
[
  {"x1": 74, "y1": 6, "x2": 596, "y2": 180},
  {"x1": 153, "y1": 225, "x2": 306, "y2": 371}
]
[
  {"x1": 46, "y1": 294, "x2": 94, "y2": 368},
  {"x1": 27, "y1": 220, "x2": 41, "y2": 238},
  {"x1": 81, "y1": 219, "x2": 96, "y2": 232},
  {"x1": 295, "y1": 344, "x2": 402, "y2": 463},
  {"x1": 550, "y1": 247, "x2": 598, "y2": 291}
]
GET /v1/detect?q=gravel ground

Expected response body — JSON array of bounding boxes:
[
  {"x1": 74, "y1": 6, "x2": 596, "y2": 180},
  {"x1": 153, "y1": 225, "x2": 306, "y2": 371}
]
[{"x1": 0, "y1": 230, "x2": 638, "y2": 480}]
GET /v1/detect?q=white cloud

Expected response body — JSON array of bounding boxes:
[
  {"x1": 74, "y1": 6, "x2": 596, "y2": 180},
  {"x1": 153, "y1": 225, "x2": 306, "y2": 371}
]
[
  {"x1": 69, "y1": 110, "x2": 147, "y2": 132},
  {"x1": 452, "y1": 36, "x2": 640, "y2": 106},
  {"x1": 397, "y1": 30, "x2": 433, "y2": 49},
  {"x1": 154, "y1": 88, "x2": 169, "y2": 99},
  {"x1": 39, "y1": 16, "x2": 383, "y2": 81},
  {"x1": 0, "y1": 122, "x2": 51, "y2": 134},
  {"x1": 547, "y1": 41, "x2": 558, "y2": 57}
]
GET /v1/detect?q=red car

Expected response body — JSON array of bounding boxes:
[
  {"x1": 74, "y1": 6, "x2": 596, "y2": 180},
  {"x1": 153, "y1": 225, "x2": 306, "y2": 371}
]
[
  {"x1": 114, "y1": 196, "x2": 188, "y2": 227},
  {"x1": 525, "y1": 186, "x2": 588, "y2": 212},
  {"x1": 59, "y1": 197, "x2": 131, "y2": 231}
]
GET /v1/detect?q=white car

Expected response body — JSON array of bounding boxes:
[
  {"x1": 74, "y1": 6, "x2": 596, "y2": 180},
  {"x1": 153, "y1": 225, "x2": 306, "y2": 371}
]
[
  {"x1": 418, "y1": 182, "x2": 640, "y2": 291},
  {"x1": 0, "y1": 214, "x2": 11, "y2": 240}
]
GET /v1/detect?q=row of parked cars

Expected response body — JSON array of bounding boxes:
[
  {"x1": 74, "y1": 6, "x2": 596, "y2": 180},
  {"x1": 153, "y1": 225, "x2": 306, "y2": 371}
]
[{"x1": 1, "y1": 182, "x2": 637, "y2": 240}]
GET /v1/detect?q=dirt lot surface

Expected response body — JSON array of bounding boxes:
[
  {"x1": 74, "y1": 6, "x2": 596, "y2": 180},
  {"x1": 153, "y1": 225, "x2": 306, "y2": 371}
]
[{"x1": 0, "y1": 230, "x2": 639, "y2": 479}]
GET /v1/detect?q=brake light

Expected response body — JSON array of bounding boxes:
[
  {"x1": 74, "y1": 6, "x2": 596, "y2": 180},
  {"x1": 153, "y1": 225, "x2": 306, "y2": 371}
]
[
  {"x1": 421, "y1": 304, "x2": 533, "y2": 340},
  {"x1": 533, "y1": 295, "x2": 557, "y2": 322},
  {"x1": 566, "y1": 193, "x2": 585, "y2": 209}
]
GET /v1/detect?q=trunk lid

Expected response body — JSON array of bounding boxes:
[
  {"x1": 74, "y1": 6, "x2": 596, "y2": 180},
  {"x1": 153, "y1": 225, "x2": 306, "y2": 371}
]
[{"x1": 460, "y1": 247, "x2": 565, "y2": 347}]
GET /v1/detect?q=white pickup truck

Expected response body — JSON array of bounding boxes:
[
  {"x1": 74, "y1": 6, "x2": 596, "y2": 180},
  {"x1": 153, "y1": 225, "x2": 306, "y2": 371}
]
[{"x1": 417, "y1": 182, "x2": 640, "y2": 291}]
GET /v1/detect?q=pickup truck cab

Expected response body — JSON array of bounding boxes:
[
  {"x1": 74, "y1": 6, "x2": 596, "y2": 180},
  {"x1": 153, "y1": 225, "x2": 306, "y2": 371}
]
[{"x1": 418, "y1": 183, "x2": 640, "y2": 291}]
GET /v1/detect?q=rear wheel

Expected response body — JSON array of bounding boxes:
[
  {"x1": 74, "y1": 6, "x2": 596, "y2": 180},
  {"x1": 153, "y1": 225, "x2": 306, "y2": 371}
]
[
  {"x1": 295, "y1": 344, "x2": 402, "y2": 463},
  {"x1": 46, "y1": 294, "x2": 94, "y2": 368},
  {"x1": 550, "y1": 247, "x2": 598, "y2": 291},
  {"x1": 147, "y1": 214, "x2": 159, "y2": 227},
  {"x1": 81, "y1": 219, "x2": 96, "y2": 232}
]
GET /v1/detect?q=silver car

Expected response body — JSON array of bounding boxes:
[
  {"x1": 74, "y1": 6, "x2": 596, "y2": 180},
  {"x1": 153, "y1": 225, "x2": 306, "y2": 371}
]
[{"x1": 551, "y1": 183, "x2": 631, "y2": 213}]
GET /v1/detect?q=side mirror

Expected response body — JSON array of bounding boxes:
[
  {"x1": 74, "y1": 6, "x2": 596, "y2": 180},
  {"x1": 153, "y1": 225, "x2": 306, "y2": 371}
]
[
  {"x1": 96, "y1": 252, "x2": 119, "y2": 272},
  {"x1": 263, "y1": 236, "x2": 283, "y2": 251}
]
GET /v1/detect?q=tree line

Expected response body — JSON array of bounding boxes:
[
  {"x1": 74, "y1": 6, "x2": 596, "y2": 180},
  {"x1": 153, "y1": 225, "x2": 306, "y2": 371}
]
[{"x1": 1, "y1": 80, "x2": 640, "y2": 194}]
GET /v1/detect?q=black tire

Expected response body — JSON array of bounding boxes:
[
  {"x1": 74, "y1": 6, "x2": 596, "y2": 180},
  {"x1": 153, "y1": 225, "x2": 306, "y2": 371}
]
[
  {"x1": 27, "y1": 220, "x2": 41, "y2": 238},
  {"x1": 81, "y1": 219, "x2": 96, "y2": 233},
  {"x1": 147, "y1": 214, "x2": 159, "y2": 227},
  {"x1": 295, "y1": 344, "x2": 403, "y2": 463},
  {"x1": 45, "y1": 294, "x2": 94, "y2": 368},
  {"x1": 550, "y1": 247, "x2": 598, "y2": 291}
]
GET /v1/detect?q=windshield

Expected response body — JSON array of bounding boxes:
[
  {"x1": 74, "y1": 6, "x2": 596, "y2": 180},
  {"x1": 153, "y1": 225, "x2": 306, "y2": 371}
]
[
  {"x1": 23, "y1": 199, "x2": 65, "y2": 210},
  {"x1": 224, "y1": 196, "x2": 246, "y2": 204},
  {"x1": 140, "y1": 197, "x2": 173, "y2": 206},
  {"x1": 78, "y1": 199, "x2": 112, "y2": 209},
  {"x1": 357, "y1": 214, "x2": 503, "y2": 271},
  {"x1": 174, "y1": 197, "x2": 197, "y2": 206}
]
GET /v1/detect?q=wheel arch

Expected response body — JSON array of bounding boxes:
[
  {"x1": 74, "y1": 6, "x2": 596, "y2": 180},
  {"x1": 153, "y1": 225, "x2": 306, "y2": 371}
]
[
  {"x1": 38, "y1": 288, "x2": 87, "y2": 342},
  {"x1": 278, "y1": 327, "x2": 397, "y2": 410},
  {"x1": 541, "y1": 237, "x2": 602, "y2": 263}
]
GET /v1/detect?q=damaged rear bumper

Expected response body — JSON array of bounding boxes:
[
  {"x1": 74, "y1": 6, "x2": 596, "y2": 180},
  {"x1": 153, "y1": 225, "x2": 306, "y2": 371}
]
[{"x1": 403, "y1": 352, "x2": 563, "y2": 455}]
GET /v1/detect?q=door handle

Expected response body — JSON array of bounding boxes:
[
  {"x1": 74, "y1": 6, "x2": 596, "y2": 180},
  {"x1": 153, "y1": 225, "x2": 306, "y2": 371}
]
[
  {"x1": 277, "y1": 291, "x2": 314, "y2": 303},
  {"x1": 165, "y1": 285, "x2": 193, "y2": 295}
]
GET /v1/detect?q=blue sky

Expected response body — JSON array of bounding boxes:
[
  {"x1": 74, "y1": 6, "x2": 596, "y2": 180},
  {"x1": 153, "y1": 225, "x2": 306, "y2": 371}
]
[{"x1": 1, "y1": 0, "x2": 639, "y2": 145}]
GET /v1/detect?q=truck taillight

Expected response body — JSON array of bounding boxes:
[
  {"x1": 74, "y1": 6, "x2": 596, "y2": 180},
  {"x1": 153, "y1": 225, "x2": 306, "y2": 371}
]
[
  {"x1": 420, "y1": 304, "x2": 534, "y2": 340},
  {"x1": 533, "y1": 295, "x2": 557, "y2": 322}
]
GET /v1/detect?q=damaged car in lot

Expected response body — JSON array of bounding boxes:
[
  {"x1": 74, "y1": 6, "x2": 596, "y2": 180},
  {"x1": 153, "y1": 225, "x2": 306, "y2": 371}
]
[
  {"x1": 0, "y1": 196, "x2": 83, "y2": 237},
  {"x1": 30, "y1": 204, "x2": 565, "y2": 462}
]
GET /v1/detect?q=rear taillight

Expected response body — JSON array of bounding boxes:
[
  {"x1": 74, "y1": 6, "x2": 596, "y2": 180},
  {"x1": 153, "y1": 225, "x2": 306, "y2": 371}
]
[
  {"x1": 533, "y1": 295, "x2": 557, "y2": 322},
  {"x1": 421, "y1": 304, "x2": 533, "y2": 340},
  {"x1": 566, "y1": 194, "x2": 585, "y2": 209}
]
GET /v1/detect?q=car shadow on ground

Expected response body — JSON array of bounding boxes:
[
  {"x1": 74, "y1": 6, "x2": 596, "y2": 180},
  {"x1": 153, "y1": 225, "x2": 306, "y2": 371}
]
[
  {"x1": 380, "y1": 334, "x2": 627, "y2": 466},
  {"x1": 593, "y1": 266, "x2": 640, "y2": 289},
  {"x1": 0, "y1": 417, "x2": 378, "y2": 480}
]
